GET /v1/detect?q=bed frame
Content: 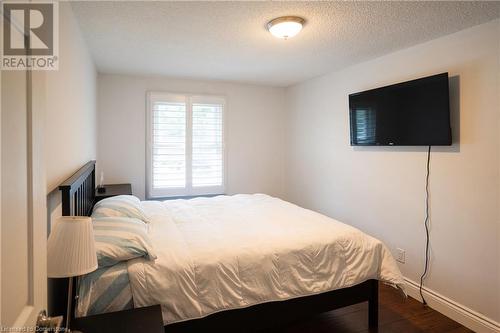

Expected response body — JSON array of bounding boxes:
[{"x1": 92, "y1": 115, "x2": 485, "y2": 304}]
[{"x1": 53, "y1": 161, "x2": 379, "y2": 331}]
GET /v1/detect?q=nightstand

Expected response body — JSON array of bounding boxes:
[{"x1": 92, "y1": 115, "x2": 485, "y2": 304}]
[
  {"x1": 71, "y1": 305, "x2": 163, "y2": 333},
  {"x1": 95, "y1": 183, "x2": 132, "y2": 203}
]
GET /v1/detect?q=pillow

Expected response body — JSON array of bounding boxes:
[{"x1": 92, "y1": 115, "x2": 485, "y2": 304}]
[
  {"x1": 92, "y1": 195, "x2": 149, "y2": 223},
  {"x1": 92, "y1": 217, "x2": 157, "y2": 267}
]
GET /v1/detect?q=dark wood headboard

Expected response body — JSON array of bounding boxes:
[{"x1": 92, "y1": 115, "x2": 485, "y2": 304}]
[
  {"x1": 49, "y1": 161, "x2": 96, "y2": 320},
  {"x1": 58, "y1": 160, "x2": 96, "y2": 216}
]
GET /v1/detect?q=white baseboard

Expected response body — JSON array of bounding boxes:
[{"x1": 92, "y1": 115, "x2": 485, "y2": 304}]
[{"x1": 403, "y1": 277, "x2": 500, "y2": 333}]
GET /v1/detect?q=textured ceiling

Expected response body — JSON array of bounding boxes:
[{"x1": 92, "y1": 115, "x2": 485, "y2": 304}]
[{"x1": 71, "y1": 1, "x2": 500, "y2": 87}]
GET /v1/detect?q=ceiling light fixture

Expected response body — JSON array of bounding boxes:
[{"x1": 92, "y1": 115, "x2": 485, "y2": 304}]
[{"x1": 267, "y1": 16, "x2": 305, "y2": 40}]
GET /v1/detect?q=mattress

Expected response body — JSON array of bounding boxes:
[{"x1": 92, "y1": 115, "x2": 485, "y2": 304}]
[{"x1": 124, "y1": 194, "x2": 405, "y2": 325}]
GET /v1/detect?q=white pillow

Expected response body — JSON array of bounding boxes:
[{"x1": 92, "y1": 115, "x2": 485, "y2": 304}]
[{"x1": 92, "y1": 195, "x2": 149, "y2": 223}]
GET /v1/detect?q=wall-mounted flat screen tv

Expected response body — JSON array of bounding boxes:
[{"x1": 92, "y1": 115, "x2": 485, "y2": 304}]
[{"x1": 349, "y1": 73, "x2": 452, "y2": 146}]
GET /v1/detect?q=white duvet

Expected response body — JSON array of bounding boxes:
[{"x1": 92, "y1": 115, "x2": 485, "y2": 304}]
[{"x1": 127, "y1": 194, "x2": 405, "y2": 325}]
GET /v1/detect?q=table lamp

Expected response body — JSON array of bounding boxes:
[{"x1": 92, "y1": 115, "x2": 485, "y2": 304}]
[{"x1": 47, "y1": 216, "x2": 97, "y2": 332}]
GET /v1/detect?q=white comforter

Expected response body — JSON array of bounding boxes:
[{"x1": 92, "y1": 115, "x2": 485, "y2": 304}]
[{"x1": 128, "y1": 194, "x2": 405, "y2": 325}]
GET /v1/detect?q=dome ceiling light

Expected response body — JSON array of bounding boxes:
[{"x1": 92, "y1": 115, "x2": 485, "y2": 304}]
[{"x1": 267, "y1": 16, "x2": 305, "y2": 40}]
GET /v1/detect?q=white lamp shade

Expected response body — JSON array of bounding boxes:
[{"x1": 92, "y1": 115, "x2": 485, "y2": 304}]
[{"x1": 47, "y1": 216, "x2": 98, "y2": 278}]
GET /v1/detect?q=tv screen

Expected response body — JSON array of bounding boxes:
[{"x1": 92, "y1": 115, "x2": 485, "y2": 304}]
[{"x1": 349, "y1": 73, "x2": 451, "y2": 146}]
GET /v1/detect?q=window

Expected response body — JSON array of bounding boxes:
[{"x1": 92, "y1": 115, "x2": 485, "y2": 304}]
[{"x1": 147, "y1": 92, "x2": 225, "y2": 198}]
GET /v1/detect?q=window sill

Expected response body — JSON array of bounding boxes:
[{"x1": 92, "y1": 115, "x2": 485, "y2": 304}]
[{"x1": 146, "y1": 193, "x2": 225, "y2": 201}]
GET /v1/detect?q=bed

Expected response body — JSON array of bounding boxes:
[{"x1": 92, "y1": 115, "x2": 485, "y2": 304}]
[{"x1": 53, "y1": 161, "x2": 405, "y2": 331}]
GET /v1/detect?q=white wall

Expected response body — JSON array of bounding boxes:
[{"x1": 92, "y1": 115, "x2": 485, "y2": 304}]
[
  {"x1": 97, "y1": 74, "x2": 285, "y2": 200},
  {"x1": 45, "y1": 3, "x2": 97, "y2": 219},
  {"x1": 285, "y1": 19, "x2": 500, "y2": 324}
]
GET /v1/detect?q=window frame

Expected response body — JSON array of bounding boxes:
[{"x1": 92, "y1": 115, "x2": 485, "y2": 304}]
[{"x1": 146, "y1": 91, "x2": 226, "y2": 199}]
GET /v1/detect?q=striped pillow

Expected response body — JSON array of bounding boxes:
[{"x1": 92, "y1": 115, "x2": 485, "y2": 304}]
[
  {"x1": 92, "y1": 217, "x2": 157, "y2": 267},
  {"x1": 76, "y1": 262, "x2": 133, "y2": 317},
  {"x1": 92, "y1": 195, "x2": 149, "y2": 223}
]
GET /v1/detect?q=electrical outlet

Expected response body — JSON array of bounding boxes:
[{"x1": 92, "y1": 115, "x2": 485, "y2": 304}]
[{"x1": 396, "y1": 248, "x2": 405, "y2": 264}]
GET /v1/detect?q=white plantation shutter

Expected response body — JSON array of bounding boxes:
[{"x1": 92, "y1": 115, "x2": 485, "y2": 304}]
[
  {"x1": 151, "y1": 98, "x2": 187, "y2": 189},
  {"x1": 147, "y1": 93, "x2": 225, "y2": 198},
  {"x1": 192, "y1": 98, "x2": 224, "y2": 188}
]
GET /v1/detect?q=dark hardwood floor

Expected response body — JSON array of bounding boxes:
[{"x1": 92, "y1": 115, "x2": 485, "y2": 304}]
[{"x1": 264, "y1": 284, "x2": 473, "y2": 333}]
